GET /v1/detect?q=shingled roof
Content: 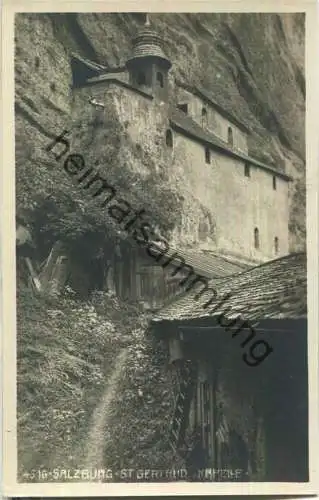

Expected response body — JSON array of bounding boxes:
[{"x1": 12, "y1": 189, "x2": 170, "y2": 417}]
[
  {"x1": 148, "y1": 244, "x2": 250, "y2": 279},
  {"x1": 169, "y1": 107, "x2": 292, "y2": 181},
  {"x1": 151, "y1": 252, "x2": 307, "y2": 326},
  {"x1": 126, "y1": 24, "x2": 171, "y2": 70}
]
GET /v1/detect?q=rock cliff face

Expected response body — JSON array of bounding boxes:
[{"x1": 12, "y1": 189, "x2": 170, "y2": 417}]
[{"x1": 15, "y1": 12, "x2": 305, "y2": 251}]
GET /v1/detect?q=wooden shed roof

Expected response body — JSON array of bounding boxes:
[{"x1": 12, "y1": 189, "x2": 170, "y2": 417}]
[{"x1": 148, "y1": 243, "x2": 250, "y2": 279}]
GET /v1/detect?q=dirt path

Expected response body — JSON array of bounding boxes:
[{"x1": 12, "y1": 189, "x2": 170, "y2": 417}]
[{"x1": 83, "y1": 347, "x2": 129, "y2": 469}]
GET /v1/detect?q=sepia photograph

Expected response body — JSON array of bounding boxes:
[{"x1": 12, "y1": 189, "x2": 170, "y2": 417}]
[{"x1": 2, "y1": 1, "x2": 318, "y2": 496}]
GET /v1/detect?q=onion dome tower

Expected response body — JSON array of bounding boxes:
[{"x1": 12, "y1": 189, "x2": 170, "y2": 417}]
[{"x1": 126, "y1": 14, "x2": 172, "y2": 100}]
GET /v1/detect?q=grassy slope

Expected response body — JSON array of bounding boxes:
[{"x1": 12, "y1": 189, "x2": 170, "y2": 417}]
[{"x1": 17, "y1": 284, "x2": 179, "y2": 479}]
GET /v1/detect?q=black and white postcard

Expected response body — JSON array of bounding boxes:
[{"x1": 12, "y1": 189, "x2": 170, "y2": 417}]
[{"x1": 2, "y1": 0, "x2": 318, "y2": 496}]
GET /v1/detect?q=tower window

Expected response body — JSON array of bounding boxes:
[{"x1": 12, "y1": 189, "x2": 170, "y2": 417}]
[
  {"x1": 166, "y1": 129, "x2": 173, "y2": 148},
  {"x1": 227, "y1": 126, "x2": 234, "y2": 147},
  {"x1": 254, "y1": 227, "x2": 260, "y2": 249},
  {"x1": 202, "y1": 107, "x2": 208, "y2": 127},
  {"x1": 244, "y1": 163, "x2": 250, "y2": 177},
  {"x1": 156, "y1": 72, "x2": 164, "y2": 88},
  {"x1": 274, "y1": 236, "x2": 279, "y2": 254},
  {"x1": 273, "y1": 175, "x2": 277, "y2": 190},
  {"x1": 178, "y1": 103, "x2": 188, "y2": 114},
  {"x1": 205, "y1": 147, "x2": 211, "y2": 164},
  {"x1": 137, "y1": 72, "x2": 146, "y2": 85}
]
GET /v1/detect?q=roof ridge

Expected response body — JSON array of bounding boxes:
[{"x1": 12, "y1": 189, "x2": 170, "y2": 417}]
[
  {"x1": 210, "y1": 251, "x2": 306, "y2": 284},
  {"x1": 175, "y1": 79, "x2": 250, "y2": 134},
  {"x1": 159, "y1": 242, "x2": 250, "y2": 277},
  {"x1": 201, "y1": 249, "x2": 253, "y2": 268},
  {"x1": 71, "y1": 52, "x2": 107, "y2": 71},
  {"x1": 169, "y1": 107, "x2": 292, "y2": 181}
]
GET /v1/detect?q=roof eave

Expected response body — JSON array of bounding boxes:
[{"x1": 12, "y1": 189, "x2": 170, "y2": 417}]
[
  {"x1": 170, "y1": 120, "x2": 292, "y2": 182},
  {"x1": 74, "y1": 76, "x2": 154, "y2": 100},
  {"x1": 126, "y1": 54, "x2": 172, "y2": 70},
  {"x1": 175, "y1": 79, "x2": 250, "y2": 135},
  {"x1": 151, "y1": 313, "x2": 307, "y2": 332},
  {"x1": 71, "y1": 52, "x2": 107, "y2": 72}
]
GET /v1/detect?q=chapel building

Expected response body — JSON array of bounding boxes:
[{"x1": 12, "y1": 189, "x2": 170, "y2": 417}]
[{"x1": 68, "y1": 16, "x2": 292, "y2": 305}]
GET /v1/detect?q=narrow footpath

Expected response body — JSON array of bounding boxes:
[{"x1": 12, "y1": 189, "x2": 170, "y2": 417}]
[{"x1": 83, "y1": 348, "x2": 129, "y2": 469}]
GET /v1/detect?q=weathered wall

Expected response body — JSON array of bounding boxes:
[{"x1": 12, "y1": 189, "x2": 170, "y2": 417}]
[
  {"x1": 176, "y1": 87, "x2": 249, "y2": 154},
  {"x1": 169, "y1": 129, "x2": 289, "y2": 261},
  {"x1": 214, "y1": 340, "x2": 268, "y2": 480},
  {"x1": 73, "y1": 81, "x2": 169, "y2": 173},
  {"x1": 166, "y1": 336, "x2": 267, "y2": 480}
]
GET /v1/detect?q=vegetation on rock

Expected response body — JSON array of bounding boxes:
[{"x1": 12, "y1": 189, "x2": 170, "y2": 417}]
[{"x1": 17, "y1": 284, "x2": 179, "y2": 478}]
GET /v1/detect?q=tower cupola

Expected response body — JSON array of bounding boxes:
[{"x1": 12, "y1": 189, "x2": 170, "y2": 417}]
[{"x1": 126, "y1": 15, "x2": 171, "y2": 100}]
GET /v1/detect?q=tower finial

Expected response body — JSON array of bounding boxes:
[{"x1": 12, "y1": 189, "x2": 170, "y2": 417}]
[{"x1": 145, "y1": 13, "x2": 151, "y2": 26}]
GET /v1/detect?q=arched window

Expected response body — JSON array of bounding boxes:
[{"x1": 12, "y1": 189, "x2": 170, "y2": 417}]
[
  {"x1": 156, "y1": 72, "x2": 164, "y2": 88},
  {"x1": 273, "y1": 175, "x2": 277, "y2": 190},
  {"x1": 274, "y1": 236, "x2": 279, "y2": 254},
  {"x1": 227, "y1": 126, "x2": 234, "y2": 147},
  {"x1": 254, "y1": 227, "x2": 260, "y2": 249},
  {"x1": 198, "y1": 218, "x2": 209, "y2": 241},
  {"x1": 166, "y1": 129, "x2": 173, "y2": 148},
  {"x1": 137, "y1": 72, "x2": 146, "y2": 85},
  {"x1": 202, "y1": 107, "x2": 208, "y2": 127},
  {"x1": 205, "y1": 147, "x2": 211, "y2": 164}
]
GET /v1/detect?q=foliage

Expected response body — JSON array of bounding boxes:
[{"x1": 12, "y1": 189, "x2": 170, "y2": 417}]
[
  {"x1": 17, "y1": 283, "x2": 179, "y2": 479},
  {"x1": 17, "y1": 284, "x2": 139, "y2": 474},
  {"x1": 100, "y1": 330, "x2": 184, "y2": 473}
]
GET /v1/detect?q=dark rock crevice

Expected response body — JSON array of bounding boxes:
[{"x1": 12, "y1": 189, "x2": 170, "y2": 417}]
[
  {"x1": 230, "y1": 66, "x2": 296, "y2": 155},
  {"x1": 19, "y1": 94, "x2": 40, "y2": 114},
  {"x1": 51, "y1": 13, "x2": 100, "y2": 63},
  {"x1": 222, "y1": 23, "x2": 254, "y2": 79},
  {"x1": 15, "y1": 102, "x2": 58, "y2": 141},
  {"x1": 293, "y1": 63, "x2": 306, "y2": 99}
]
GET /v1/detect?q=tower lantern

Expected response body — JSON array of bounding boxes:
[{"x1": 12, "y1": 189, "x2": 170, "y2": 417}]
[{"x1": 126, "y1": 15, "x2": 171, "y2": 100}]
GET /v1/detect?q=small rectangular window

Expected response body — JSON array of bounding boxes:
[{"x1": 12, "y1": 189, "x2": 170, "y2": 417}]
[
  {"x1": 244, "y1": 163, "x2": 250, "y2": 177},
  {"x1": 205, "y1": 147, "x2": 211, "y2": 164},
  {"x1": 254, "y1": 227, "x2": 260, "y2": 249},
  {"x1": 228, "y1": 127, "x2": 233, "y2": 146},
  {"x1": 178, "y1": 103, "x2": 188, "y2": 114},
  {"x1": 156, "y1": 72, "x2": 164, "y2": 88},
  {"x1": 166, "y1": 129, "x2": 173, "y2": 148},
  {"x1": 137, "y1": 72, "x2": 146, "y2": 86},
  {"x1": 273, "y1": 175, "x2": 277, "y2": 190}
]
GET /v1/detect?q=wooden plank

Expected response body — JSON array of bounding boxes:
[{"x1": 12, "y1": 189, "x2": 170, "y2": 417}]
[{"x1": 25, "y1": 257, "x2": 42, "y2": 292}]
